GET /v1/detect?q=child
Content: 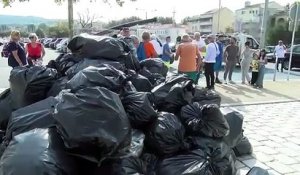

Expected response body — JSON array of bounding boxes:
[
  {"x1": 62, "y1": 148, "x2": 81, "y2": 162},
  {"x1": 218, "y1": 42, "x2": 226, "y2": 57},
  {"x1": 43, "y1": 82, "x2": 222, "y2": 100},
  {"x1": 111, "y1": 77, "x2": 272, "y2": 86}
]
[
  {"x1": 255, "y1": 49, "x2": 267, "y2": 88},
  {"x1": 251, "y1": 53, "x2": 259, "y2": 86}
]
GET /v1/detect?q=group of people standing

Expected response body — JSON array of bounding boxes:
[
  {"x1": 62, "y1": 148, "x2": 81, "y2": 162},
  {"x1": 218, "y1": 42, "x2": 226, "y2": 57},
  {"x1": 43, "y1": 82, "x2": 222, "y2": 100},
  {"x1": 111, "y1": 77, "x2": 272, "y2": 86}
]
[
  {"x1": 4, "y1": 30, "x2": 45, "y2": 68},
  {"x1": 174, "y1": 33, "x2": 270, "y2": 89}
]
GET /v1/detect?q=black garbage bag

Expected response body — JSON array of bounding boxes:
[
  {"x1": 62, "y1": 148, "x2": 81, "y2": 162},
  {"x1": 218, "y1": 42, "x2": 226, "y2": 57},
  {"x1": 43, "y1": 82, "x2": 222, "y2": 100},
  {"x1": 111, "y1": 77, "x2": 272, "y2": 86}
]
[
  {"x1": 0, "y1": 128, "x2": 78, "y2": 175},
  {"x1": 233, "y1": 136, "x2": 253, "y2": 157},
  {"x1": 47, "y1": 53, "x2": 81, "y2": 76},
  {"x1": 158, "y1": 80, "x2": 195, "y2": 114},
  {"x1": 188, "y1": 137, "x2": 231, "y2": 160},
  {"x1": 121, "y1": 92, "x2": 157, "y2": 129},
  {"x1": 5, "y1": 97, "x2": 58, "y2": 143},
  {"x1": 141, "y1": 153, "x2": 158, "y2": 175},
  {"x1": 222, "y1": 108, "x2": 244, "y2": 148},
  {"x1": 246, "y1": 167, "x2": 270, "y2": 175},
  {"x1": 47, "y1": 76, "x2": 69, "y2": 97},
  {"x1": 65, "y1": 58, "x2": 125, "y2": 79},
  {"x1": 10, "y1": 66, "x2": 58, "y2": 109},
  {"x1": 139, "y1": 58, "x2": 168, "y2": 77},
  {"x1": 151, "y1": 74, "x2": 190, "y2": 105},
  {"x1": 145, "y1": 112, "x2": 187, "y2": 156},
  {"x1": 125, "y1": 70, "x2": 152, "y2": 92},
  {"x1": 211, "y1": 150, "x2": 237, "y2": 175},
  {"x1": 54, "y1": 87, "x2": 131, "y2": 163},
  {"x1": 114, "y1": 129, "x2": 145, "y2": 158},
  {"x1": 68, "y1": 34, "x2": 125, "y2": 60},
  {"x1": 193, "y1": 86, "x2": 221, "y2": 107},
  {"x1": 156, "y1": 149, "x2": 210, "y2": 175},
  {"x1": 181, "y1": 103, "x2": 230, "y2": 138},
  {"x1": 139, "y1": 68, "x2": 166, "y2": 86},
  {"x1": 0, "y1": 89, "x2": 12, "y2": 130},
  {"x1": 66, "y1": 65, "x2": 126, "y2": 93}
]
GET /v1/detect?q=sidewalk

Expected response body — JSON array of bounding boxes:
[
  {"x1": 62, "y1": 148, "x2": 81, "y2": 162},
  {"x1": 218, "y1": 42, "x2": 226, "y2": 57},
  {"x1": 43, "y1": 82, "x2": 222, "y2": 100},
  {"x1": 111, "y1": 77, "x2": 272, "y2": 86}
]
[{"x1": 213, "y1": 80, "x2": 300, "y2": 106}]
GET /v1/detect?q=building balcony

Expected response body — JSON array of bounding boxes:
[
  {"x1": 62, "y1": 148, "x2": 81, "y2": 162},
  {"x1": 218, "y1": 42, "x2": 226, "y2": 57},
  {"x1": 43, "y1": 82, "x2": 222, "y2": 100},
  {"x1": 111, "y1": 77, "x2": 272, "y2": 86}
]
[
  {"x1": 199, "y1": 21, "x2": 213, "y2": 25},
  {"x1": 200, "y1": 28, "x2": 212, "y2": 33},
  {"x1": 199, "y1": 14, "x2": 213, "y2": 19}
]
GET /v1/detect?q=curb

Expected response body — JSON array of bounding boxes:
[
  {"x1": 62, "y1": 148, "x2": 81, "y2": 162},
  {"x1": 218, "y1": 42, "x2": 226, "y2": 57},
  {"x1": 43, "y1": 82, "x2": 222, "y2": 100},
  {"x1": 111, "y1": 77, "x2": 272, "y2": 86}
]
[{"x1": 221, "y1": 99, "x2": 300, "y2": 107}]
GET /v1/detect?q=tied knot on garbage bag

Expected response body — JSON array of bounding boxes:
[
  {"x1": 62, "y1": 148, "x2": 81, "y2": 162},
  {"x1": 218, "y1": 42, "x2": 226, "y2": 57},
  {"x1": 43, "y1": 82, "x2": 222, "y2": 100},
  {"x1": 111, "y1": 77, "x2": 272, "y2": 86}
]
[{"x1": 181, "y1": 103, "x2": 230, "y2": 138}]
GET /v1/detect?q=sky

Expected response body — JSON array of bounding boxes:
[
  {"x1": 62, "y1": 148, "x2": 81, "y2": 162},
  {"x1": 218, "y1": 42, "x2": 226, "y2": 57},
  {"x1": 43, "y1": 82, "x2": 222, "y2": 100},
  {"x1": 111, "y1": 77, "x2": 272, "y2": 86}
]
[{"x1": 0, "y1": 0, "x2": 295, "y2": 22}]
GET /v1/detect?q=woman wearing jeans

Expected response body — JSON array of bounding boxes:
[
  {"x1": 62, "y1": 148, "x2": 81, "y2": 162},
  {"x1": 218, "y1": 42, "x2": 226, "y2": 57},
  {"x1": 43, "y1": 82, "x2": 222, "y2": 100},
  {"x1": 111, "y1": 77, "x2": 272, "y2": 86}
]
[{"x1": 255, "y1": 49, "x2": 268, "y2": 88}]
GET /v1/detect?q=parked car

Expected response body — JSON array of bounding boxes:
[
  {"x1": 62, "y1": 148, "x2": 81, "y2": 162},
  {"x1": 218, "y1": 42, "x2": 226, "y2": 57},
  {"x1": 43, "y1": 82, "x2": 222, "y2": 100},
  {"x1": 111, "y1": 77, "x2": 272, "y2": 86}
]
[
  {"x1": 56, "y1": 38, "x2": 69, "y2": 53},
  {"x1": 283, "y1": 44, "x2": 300, "y2": 70},
  {"x1": 265, "y1": 46, "x2": 275, "y2": 62},
  {"x1": 50, "y1": 38, "x2": 63, "y2": 49},
  {"x1": 44, "y1": 38, "x2": 56, "y2": 48}
]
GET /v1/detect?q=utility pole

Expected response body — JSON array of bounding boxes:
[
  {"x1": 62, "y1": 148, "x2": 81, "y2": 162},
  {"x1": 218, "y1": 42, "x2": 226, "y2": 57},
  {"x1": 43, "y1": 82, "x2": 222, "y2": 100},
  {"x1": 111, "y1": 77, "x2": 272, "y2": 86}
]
[
  {"x1": 217, "y1": 0, "x2": 221, "y2": 33},
  {"x1": 172, "y1": 8, "x2": 176, "y2": 26},
  {"x1": 68, "y1": 0, "x2": 74, "y2": 39},
  {"x1": 259, "y1": 0, "x2": 269, "y2": 49}
]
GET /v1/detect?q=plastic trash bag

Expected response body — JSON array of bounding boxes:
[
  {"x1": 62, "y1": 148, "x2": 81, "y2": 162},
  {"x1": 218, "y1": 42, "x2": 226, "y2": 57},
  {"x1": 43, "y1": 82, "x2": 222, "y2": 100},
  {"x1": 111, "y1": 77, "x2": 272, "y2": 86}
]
[
  {"x1": 192, "y1": 86, "x2": 221, "y2": 107},
  {"x1": 156, "y1": 149, "x2": 210, "y2": 175},
  {"x1": 65, "y1": 58, "x2": 125, "y2": 79},
  {"x1": 66, "y1": 65, "x2": 126, "y2": 93},
  {"x1": 233, "y1": 136, "x2": 253, "y2": 157},
  {"x1": 121, "y1": 92, "x2": 157, "y2": 129},
  {"x1": 9, "y1": 66, "x2": 57, "y2": 109},
  {"x1": 211, "y1": 150, "x2": 237, "y2": 175},
  {"x1": 128, "y1": 130, "x2": 145, "y2": 158},
  {"x1": 141, "y1": 153, "x2": 158, "y2": 175},
  {"x1": 68, "y1": 34, "x2": 125, "y2": 59},
  {"x1": 47, "y1": 76, "x2": 69, "y2": 97},
  {"x1": 5, "y1": 97, "x2": 58, "y2": 143},
  {"x1": 181, "y1": 103, "x2": 229, "y2": 138},
  {"x1": 158, "y1": 80, "x2": 195, "y2": 114},
  {"x1": 151, "y1": 74, "x2": 190, "y2": 105},
  {"x1": 47, "y1": 53, "x2": 80, "y2": 76},
  {"x1": 0, "y1": 128, "x2": 78, "y2": 175},
  {"x1": 139, "y1": 58, "x2": 168, "y2": 77},
  {"x1": 222, "y1": 108, "x2": 244, "y2": 148},
  {"x1": 0, "y1": 89, "x2": 12, "y2": 130},
  {"x1": 54, "y1": 87, "x2": 131, "y2": 163},
  {"x1": 139, "y1": 68, "x2": 166, "y2": 86},
  {"x1": 188, "y1": 136, "x2": 231, "y2": 160},
  {"x1": 246, "y1": 167, "x2": 270, "y2": 175},
  {"x1": 145, "y1": 112, "x2": 187, "y2": 156},
  {"x1": 125, "y1": 70, "x2": 152, "y2": 92}
]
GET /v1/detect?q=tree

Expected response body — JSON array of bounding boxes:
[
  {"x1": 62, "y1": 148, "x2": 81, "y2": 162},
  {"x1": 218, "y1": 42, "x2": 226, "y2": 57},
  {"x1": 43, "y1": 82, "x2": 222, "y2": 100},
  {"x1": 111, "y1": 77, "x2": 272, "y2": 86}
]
[
  {"x1": 157, "y1": 17, "x2": 173, "y2": 24},
  {"x1": 77, "y1": 8, "x2": 99, "y2": 29},
  {"x1": 181, "y1": 17, "x2": 191, "y2": 25},
  {"x1": 2, "y1": 0, "x2": 138, "y2": 38},
  {"x1": 105, "y1": 16, "x2": 141, "y2": 28},
  {"x1": 35, "y1": 28, "x2": 45, "y2": 38},
  {"x1": 48, "y1": 22, "x2": 69, "y2": 38}
]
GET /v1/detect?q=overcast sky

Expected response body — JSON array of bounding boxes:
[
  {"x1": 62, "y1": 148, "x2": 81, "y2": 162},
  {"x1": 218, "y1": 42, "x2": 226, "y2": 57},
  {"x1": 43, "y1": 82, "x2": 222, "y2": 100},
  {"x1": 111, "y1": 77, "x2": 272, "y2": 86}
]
[{"x1": 0, "y1": 0, "x2": 294, "y2": 22}]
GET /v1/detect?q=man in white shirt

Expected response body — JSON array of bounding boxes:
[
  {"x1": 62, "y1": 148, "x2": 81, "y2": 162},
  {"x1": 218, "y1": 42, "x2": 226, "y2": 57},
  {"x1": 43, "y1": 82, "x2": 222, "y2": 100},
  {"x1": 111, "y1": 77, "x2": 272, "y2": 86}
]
[
  {"x1": 193, "y1": 32, "x2": 206, "y2": 53},
  {"x1": 150, "y1": 35, "x2": 163, "y2": 57},
  {"x1": 274, "y1": 40, "x2": 286, "y2": 72},
  {"x1": 204, "y1": 34, "x2": 219, "y2": 89}
]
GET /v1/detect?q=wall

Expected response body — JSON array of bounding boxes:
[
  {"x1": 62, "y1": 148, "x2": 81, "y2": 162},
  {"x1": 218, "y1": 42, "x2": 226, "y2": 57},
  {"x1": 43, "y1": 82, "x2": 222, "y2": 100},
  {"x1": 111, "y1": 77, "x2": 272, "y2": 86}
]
[{"x1": 212, "y1": 8, "x2": 234, "y2": 33}]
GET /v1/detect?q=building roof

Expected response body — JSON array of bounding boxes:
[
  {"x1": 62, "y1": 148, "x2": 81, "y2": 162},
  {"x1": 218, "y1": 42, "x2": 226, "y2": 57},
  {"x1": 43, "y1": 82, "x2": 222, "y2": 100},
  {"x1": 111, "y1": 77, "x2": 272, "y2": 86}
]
[
  {"x1": 236, "y1": 1, "x2": 282, "y2": 11},
  {"x1": 203, "y1": 8, "x2": 219, "y2": 15}
]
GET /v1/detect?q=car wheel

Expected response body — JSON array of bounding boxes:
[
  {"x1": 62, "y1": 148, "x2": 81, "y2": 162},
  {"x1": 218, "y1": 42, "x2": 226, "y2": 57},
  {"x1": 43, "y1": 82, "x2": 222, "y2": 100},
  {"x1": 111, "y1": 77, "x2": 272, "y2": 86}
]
[{"x1": 283, "y1": 60, "x2": 290, "y2": 70}]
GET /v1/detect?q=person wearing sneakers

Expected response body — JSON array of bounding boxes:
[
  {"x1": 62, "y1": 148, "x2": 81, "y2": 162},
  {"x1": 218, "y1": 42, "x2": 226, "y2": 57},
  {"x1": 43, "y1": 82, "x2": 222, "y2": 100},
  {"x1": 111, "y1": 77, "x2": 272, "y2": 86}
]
[{"x1": 204, "y1": 34, "x2": 219, "y2": 89}]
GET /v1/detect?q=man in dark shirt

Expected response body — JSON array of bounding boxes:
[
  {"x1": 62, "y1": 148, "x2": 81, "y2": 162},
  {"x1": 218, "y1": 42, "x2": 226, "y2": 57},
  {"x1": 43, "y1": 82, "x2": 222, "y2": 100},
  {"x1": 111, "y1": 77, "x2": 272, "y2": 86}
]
[
  {"x1": 8, "y1": 30, "x2": 27, "y2": 68},
  {"x1": 223, "y1": 37, "x2": 239, "y2": 84}
]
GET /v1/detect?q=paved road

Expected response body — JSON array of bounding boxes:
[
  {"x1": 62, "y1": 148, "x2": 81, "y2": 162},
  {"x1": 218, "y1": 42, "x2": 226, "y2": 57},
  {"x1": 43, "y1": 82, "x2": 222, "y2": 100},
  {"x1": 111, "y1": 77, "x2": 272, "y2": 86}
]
[{"x1": 230, "y1": 102, "x2": 300, "y2": 175}]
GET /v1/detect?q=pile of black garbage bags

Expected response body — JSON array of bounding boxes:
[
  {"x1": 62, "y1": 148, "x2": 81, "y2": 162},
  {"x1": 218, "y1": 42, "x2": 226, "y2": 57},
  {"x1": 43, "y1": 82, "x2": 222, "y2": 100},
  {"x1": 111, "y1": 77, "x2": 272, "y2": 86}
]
[{"x1": 0, "y1": 34, "x2": 262, "y2": 175}]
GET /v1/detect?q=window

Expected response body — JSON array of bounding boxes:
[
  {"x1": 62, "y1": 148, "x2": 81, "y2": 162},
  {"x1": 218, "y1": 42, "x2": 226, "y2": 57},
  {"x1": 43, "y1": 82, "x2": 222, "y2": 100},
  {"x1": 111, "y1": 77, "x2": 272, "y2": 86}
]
[
  {"x1": 247, "y1": 37, "x2": 259, "y2": 49},
  {"x1": 249, "y1": 11, "x2": 252, "y2": 14},
  {"x1": 256, "y1": 10, "x2": 258, "y2": 14},
  {"x1": 293, "y1": 46, "x2": 300, "y2": 53},
  {"x1": 242, "y1": 11, "x2": 245, "y2": 14}
]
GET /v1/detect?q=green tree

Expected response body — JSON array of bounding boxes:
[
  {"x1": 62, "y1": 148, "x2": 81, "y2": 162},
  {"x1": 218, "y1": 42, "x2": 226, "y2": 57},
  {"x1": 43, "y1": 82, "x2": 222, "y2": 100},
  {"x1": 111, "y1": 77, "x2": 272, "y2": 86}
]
[
  {"x1": 35, "y1": 28, "x2": 45, "y2": 38},
  {"x1": 48, "y1": 22, "x2": 69, "y2": 38},
  {"x1": 2, "y1": 0, "x2": 137, "y2": 38}
]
